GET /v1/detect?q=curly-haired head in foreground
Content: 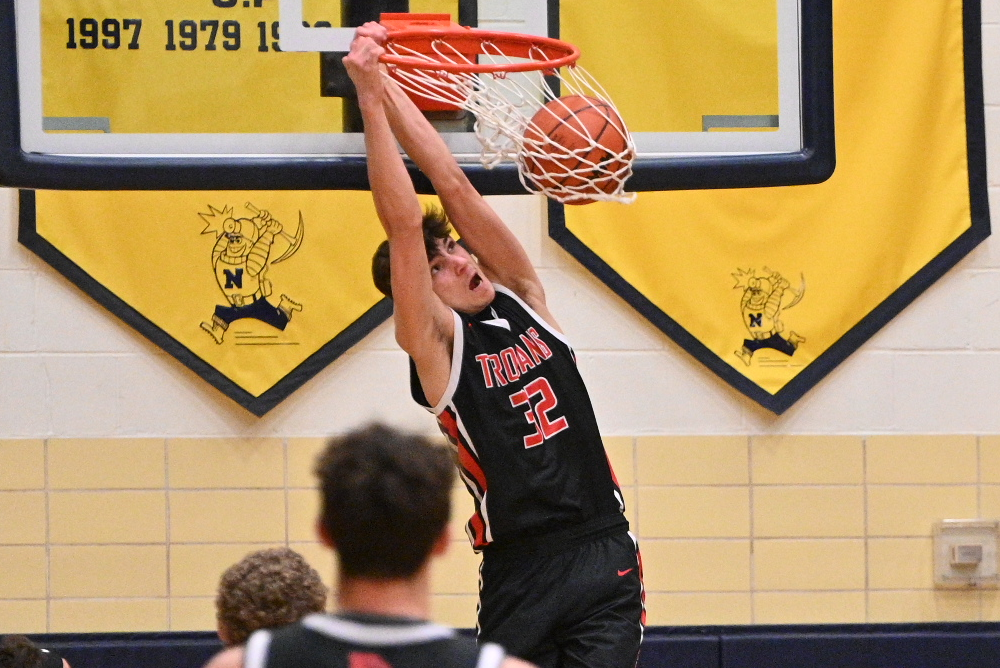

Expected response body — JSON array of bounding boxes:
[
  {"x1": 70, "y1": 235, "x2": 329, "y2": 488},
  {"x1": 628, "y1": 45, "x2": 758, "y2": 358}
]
[{"x1": 215, "y1": 547, "x2": 329, "y2": 646}]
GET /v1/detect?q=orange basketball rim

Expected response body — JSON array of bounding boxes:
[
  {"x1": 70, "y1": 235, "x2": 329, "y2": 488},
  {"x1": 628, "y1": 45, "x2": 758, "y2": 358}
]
[{"x1": 377, "y1": 13, "x2": 636, "y2": 205}]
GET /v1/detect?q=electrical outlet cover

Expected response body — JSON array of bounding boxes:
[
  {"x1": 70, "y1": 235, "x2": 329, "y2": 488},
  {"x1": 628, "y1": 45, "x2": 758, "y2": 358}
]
[{"x1": 933, "y1": 520, "x2": 1000, "y2": 588}]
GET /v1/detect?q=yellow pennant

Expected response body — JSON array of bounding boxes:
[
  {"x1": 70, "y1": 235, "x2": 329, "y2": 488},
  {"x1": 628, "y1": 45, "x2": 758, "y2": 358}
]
[
  {"x1": 552, "y1": 0, "x2": 989, "y2": 412},
  {"x1": 23, "y1": 189, "x2": 393, "y2": 414}
]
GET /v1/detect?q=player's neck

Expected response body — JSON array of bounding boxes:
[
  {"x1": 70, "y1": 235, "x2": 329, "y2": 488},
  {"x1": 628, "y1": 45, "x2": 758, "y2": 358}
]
[{"x1": 336, "y1": 568, "x2": 432, "y2": 620}]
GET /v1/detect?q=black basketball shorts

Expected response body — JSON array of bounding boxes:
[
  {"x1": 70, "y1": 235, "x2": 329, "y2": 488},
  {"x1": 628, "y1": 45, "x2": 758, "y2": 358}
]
[{"x1": 477, "y1": 530, "x2": 645, "y2": 668}]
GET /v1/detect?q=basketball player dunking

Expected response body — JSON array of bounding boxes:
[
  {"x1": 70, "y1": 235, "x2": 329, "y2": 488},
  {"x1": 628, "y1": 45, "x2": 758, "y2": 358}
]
[{"x1": 344, "y1": 23, "x2": 644, "y2": 668}]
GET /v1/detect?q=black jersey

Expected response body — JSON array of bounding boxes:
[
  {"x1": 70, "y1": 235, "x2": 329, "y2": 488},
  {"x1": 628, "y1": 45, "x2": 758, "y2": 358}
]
[
  {"x1": 243, "y1": 613, "x2": 503, "y2": 668},
  {"x1": 411, "y1": 286, "x2": 626, "y2": 550}
]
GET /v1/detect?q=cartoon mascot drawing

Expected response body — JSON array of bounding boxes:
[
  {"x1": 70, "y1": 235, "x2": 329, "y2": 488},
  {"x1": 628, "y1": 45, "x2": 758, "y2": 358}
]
[
  {"x1": 199, "y1": 203, "x2": 303, "y2": 344},
  {"x1": 732, "y1": 268, "x2": 805, "y2": 366}
]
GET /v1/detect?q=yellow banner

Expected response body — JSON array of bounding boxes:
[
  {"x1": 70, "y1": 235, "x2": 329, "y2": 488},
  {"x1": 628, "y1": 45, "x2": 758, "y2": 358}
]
[
  {"x1": 29, "y1": 189, "x2": 391, "y2": 410},
  {"x1": 558, "y1": 0, "x2": 988, "y2": 410},
  {"x1": 39, "y1": 0, "x2": 458, "y2": 134}
]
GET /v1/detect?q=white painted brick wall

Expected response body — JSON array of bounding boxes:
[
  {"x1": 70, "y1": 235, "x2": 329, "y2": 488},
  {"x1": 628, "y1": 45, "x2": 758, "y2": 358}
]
[
  {"x1": 986, "y1": 0, "x2": 1000, "y2": 23},
  {"x1": 0, "y1": 4, "x2": 998, "y2": 436}
]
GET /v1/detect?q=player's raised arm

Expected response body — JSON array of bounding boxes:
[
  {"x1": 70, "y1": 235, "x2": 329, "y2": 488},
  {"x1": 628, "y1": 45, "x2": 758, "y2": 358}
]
[
  {"x1": 342, "y1": 27, "x2": 454, "y2": 380},
  {"x1": 379, "y1": 66, "x2": 553, "y2": 323}
]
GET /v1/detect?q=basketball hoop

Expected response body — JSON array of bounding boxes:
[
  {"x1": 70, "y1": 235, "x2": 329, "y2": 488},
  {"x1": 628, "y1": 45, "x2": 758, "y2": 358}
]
[{"x1": 378, "y1": 14, "x2": 636, "y2": 205}]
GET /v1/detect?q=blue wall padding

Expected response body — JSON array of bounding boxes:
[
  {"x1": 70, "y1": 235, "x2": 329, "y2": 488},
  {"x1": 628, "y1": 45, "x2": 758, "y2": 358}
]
[
  {"x1": 24, "y1": 624, "x2": 1000, "y2": 668},
  {"x1": 638, "y1": 632, "x2": 719, "y2": 668},
  {"x1": 31, "y1": 632, "x2": 222, "y2": 668},
  {"x1": 722, "y1": 631, "x2": 1000, "y2": 668}
]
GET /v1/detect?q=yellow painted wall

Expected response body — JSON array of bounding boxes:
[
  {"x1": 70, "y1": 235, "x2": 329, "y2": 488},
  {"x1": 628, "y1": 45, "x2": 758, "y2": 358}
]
[{"x1": 3, "y1": 435, "x2": 1000, "y2": 633}]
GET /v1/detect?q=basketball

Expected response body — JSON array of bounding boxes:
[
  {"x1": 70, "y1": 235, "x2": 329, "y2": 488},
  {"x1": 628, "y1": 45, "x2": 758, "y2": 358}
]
[{"x1": 522, "y1": 95, "x2": 632, "y2": 204}]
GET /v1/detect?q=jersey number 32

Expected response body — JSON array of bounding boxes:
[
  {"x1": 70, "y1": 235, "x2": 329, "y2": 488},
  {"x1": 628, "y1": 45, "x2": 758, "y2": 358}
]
[{"x1": 509, "y1": 376, "x2": 569, "y2": 448}]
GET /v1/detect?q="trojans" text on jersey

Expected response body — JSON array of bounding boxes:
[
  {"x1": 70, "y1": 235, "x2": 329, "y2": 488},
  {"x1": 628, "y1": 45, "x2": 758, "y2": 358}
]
[{"x1": 475, "y1": 327, "x2": 553, "y2": 388}]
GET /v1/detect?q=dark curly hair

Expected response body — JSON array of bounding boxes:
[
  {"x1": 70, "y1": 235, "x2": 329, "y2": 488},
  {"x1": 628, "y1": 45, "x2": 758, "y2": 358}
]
[
  {"x1": 372, "y1": 205, "x2": 453, "y2": 298},
  {"x1": 315, "y1": 423, "x2": 455, "y2": 579},
  {"x1": 0, "y1": 636, "x2": 63, "y2": 668},
  {"x1": 1, "y1": 636, "x2": 41, "y2": 668},
  {"x1": 215, "y1": 548, "x2": 328, "y2": 646}
]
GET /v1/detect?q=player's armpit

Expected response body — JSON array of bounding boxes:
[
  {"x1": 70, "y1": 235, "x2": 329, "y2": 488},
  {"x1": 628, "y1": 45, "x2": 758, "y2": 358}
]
[
  {"x1": 517, "y1": 289, "x2": 563, "y2": 336},
  {"x1": 398, "y1": 307, "x2": 455, "y2": 407}
]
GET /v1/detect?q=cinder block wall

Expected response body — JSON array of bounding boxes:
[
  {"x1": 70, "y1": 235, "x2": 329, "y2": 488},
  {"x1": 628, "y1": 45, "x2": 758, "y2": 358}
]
[{"x1": 4, "y1": 434, "x2": 1000, "y2": 633}]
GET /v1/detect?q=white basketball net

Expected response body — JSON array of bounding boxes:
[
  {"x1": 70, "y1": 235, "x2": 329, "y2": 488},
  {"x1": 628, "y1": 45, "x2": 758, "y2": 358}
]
[{"x1": 382, "y1": 36, "x2": 637, "y2": 204}]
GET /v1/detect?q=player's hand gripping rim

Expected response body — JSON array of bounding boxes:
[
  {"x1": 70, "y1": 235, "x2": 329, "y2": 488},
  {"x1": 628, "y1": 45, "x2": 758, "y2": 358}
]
[{"x1": 342, "y1": 22, "x2": 389, "y2": 98}]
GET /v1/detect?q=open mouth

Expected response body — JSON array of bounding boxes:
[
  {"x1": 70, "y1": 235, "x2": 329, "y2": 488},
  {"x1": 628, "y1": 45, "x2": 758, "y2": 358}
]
[{"x1": 470, "y1": 275, "x2": 482, "y2": 290}]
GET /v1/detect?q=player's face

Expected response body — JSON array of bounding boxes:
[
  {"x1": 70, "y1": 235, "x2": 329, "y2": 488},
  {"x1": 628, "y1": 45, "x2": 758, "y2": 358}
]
[{"x1": 429, "y1": 237, "x2": 495, "y2": 314}]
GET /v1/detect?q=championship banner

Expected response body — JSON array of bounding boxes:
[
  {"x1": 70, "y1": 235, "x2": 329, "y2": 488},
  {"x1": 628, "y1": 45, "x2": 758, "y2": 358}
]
[
  {"x1": 19, "y1": 189, "x2": 393, "y2": 415},
  {"x1": 550, "y1": 0, "x2": 990, "y2": 413},
  {"x1": 28, "y1": 0, "x2": 450, "y2": 137}
]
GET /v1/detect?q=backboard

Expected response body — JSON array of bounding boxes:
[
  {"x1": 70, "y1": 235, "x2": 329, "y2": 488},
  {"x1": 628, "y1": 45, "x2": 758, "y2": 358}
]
[{"x1": 0, "y1": 0, "x2": 833, "y2": 192}]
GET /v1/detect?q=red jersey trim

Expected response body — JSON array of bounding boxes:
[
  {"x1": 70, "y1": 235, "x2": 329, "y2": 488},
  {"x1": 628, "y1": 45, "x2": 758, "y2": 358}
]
[{"x1": 437, "y1": 407, "x2": 492, "y2": 548}]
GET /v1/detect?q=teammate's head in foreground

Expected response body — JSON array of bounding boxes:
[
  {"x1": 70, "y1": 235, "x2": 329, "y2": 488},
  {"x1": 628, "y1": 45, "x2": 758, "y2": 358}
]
[
  {"x1": 315, "y1": 422, "x2": 455, "y2": 579},
  {"x1": 372, "y1": 206, "x2": 496, "y2": 314},
  {"x1": 203, "y1": 424, "x2": 536, "y2": 668},
  {"x1": 215, "y1": 547, "x2": 328, "y2": 646}
]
